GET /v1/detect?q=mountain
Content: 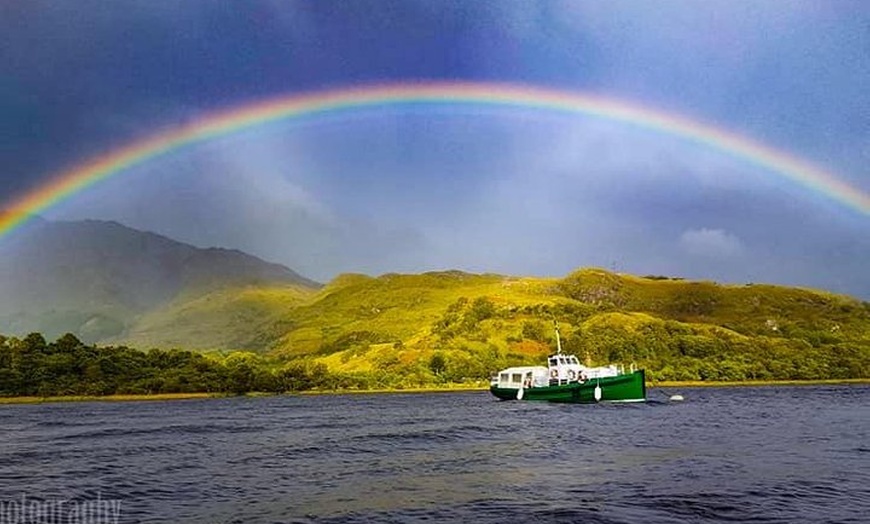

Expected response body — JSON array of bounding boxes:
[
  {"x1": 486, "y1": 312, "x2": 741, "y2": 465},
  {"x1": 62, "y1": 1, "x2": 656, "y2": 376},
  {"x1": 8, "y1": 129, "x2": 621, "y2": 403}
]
[{"x1": 0, "y1": 219, "x2": 320, "y2": 344}]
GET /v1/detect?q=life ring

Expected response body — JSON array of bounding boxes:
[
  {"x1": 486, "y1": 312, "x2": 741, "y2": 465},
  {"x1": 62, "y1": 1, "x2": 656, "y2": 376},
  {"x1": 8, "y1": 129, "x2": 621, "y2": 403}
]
[
  {"x1": 579, "y1": 372, "x2": 587, "y2": 382},
  {"x1": 550, "y1": 369, "x2": 558, "y2": 379},
  {"x1": 568, "y1": 370, "x2": 576, "y2": 380}
]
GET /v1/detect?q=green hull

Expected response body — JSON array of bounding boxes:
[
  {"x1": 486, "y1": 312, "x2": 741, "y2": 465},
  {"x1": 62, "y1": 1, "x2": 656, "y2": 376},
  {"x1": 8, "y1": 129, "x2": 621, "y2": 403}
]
[{"x1": 490, "y1": 370, "x2": 646, "y2": 403}]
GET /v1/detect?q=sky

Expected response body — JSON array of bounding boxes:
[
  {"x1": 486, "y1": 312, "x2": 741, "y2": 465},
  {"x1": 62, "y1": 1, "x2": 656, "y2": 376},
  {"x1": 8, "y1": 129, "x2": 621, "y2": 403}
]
[{"x1": 2, "y1": 1, "x2": 869, "y2": 297}]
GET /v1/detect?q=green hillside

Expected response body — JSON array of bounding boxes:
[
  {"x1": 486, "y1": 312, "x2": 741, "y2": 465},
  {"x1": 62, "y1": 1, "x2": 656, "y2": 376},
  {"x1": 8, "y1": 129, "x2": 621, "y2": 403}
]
[
  {"x1": 2, "y1": 268, "x2": 868, "y2": 395},
  {"x1": 267, "y1": 271, "x2": 564, "y2": 357},
  {"x1": 30, "y1": 264, "x2": 864, "y2": 387},
  {"x1": 118, "y1": 284, "x2": 316, "y2": 351},
  {"x1": 129, "y1": 267, "x2": 868, "y2": 387}
]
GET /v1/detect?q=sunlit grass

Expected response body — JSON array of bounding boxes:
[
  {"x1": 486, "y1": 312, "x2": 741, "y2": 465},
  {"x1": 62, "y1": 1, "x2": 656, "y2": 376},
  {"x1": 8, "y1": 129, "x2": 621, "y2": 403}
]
[{"x1": 98, "y1": 267, "x2": 868, "y2": 386}]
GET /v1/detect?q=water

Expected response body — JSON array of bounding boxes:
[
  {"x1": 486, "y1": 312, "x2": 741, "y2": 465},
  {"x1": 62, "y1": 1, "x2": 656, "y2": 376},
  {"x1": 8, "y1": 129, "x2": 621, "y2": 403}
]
[{"x1": 1, "y1": 386, "x2": 869, "y2": 523}]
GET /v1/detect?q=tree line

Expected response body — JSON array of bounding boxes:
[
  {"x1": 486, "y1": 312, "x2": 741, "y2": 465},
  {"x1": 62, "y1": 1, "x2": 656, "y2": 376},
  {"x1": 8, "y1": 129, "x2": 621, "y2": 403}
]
[
  {"x1": 0, "y1": 333, "x2": 335, "y2": 397},
  {"x1": 1, "y1": 319, "x2": 868, "y2": 398}
]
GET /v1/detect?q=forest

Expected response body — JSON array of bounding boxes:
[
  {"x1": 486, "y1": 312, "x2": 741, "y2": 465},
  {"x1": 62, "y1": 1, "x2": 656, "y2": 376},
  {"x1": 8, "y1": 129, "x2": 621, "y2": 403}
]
[{"x1": 0, "y1": 333, "x2": 328, "y2": 397}]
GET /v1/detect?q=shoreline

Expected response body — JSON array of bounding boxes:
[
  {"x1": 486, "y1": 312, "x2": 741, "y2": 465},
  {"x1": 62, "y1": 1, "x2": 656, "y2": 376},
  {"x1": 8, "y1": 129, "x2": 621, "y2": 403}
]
[
  {"x1": 2, "y1": 378, "x2": 868, "y2": 405},
  {"x1": 651, "y1": 378, "x2": 870, "y2": 388},
  {"x1": 296, "y1": 385, "x2": 489, "y2": 396},
  {"x1": 0, "y1": 392, "x2": 219, "y2": 405},
  {"x1": 0, "y1": 387, "x2": 489, "y2": 405}
]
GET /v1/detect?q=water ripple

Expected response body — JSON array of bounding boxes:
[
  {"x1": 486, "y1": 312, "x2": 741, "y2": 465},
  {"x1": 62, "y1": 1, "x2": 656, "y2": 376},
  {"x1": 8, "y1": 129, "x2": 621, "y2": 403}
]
[{"x1": 0, "y1": 386, "x2": 868, "y2": 522}]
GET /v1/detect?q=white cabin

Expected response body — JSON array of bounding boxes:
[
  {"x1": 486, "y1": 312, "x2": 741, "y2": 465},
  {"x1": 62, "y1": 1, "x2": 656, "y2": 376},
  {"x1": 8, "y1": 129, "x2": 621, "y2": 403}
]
[
  {"x1": 491, "y1": 355, "x2": 626, "y2": 388},
  {"x1": 547, "y1": 353, "x2": 583, "y2": 384},
  {"x1": 491, "y1": 366, "x2": 549, "y2": 389}
]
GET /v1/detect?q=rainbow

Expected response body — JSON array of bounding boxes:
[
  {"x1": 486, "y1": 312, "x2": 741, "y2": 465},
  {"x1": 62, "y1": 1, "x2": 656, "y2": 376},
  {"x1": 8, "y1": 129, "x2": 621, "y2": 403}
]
[{"x1": 1, "y1": 82, "x2": 868, "y2": 238}]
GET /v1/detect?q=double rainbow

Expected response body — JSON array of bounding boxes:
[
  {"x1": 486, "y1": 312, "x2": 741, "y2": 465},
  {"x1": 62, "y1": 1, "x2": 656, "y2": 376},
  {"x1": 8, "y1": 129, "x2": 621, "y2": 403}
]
[{"x1": 2, "y1": 82, "x2": 867, "y2": 239}]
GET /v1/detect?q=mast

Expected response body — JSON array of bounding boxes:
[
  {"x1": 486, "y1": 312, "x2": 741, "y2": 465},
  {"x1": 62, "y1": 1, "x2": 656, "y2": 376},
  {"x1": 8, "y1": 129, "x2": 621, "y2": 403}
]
[{"x1": 554, "y1": 320, "x2": 563, "y2": 355}]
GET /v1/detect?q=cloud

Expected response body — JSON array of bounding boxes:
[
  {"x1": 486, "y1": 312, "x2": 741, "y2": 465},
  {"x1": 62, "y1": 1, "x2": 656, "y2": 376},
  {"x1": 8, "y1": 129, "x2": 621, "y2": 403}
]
[{"x1": 679, "y1": 228, "x2": 744, "y2": 257}]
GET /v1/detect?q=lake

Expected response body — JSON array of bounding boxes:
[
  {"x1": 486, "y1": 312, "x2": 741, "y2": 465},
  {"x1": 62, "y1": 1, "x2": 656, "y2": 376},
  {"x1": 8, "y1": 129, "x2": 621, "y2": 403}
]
[{"x1": 1, "y1": 386, "x2": 868, "y2": 523}]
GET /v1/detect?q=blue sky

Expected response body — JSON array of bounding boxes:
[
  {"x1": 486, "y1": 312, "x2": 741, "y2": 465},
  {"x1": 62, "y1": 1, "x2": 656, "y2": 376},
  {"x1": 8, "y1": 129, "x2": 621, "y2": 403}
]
[{"x1": 2, "y1": 1, "x2": 868, "y2": 297}]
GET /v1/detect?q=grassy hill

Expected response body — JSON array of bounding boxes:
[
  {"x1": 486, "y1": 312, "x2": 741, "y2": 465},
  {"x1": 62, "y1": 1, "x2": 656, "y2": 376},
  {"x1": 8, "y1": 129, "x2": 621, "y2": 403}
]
[
  {"x1": 164, "y1": 267, "x2": 867, "y2": 386},
  {"x1": 117, "y1": 284, "x2": 316, "y2": 351},
  {"x1": 266, "y1": 271, "x2": 563, "y2": 356}
]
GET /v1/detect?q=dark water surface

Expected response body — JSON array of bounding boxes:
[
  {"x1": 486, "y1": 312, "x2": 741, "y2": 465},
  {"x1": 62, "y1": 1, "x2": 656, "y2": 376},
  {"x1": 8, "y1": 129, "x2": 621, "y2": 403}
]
[{"x1": 1, "y1": 386, "x2": 869, "y2": 523}]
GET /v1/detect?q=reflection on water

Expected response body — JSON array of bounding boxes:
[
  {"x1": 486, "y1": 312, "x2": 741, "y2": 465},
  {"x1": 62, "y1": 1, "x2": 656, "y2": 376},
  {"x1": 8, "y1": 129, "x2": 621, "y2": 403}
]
[{"x1": 1, "y1": 386, "x2": 868, "y2": 523}]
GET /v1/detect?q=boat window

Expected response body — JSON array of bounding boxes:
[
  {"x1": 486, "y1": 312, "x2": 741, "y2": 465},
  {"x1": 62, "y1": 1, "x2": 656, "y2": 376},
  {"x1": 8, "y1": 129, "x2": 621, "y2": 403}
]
[
  {"x1": 511, "y1": 373, "x2": 523, "y2": 383},
  {"x1": 500, "y1": 373, "x2": 509, "y2": 383},
  {"x1": 548, "y1": 358, "x2": 556, "y2": 366}
]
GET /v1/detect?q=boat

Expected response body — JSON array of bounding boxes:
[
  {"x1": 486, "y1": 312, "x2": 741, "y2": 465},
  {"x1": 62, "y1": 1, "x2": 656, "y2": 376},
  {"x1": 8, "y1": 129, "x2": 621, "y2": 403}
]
[{"x1": 489, "y1": 323, "x2": 646, "y2": 403}]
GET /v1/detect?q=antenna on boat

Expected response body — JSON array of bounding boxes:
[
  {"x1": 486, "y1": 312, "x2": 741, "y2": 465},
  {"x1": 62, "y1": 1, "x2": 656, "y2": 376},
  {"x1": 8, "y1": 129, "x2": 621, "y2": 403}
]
[{"x1": 553, "y1": 320, "x2": 563, "y2": 355}]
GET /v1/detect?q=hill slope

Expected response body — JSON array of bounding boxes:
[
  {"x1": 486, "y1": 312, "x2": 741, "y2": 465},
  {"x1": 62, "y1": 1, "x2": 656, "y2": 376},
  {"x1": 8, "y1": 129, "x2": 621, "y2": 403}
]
[
  {"x1": 257, "y1": 268, "x2": 869, "y2": 383},
  {"x1": 119, "y1": 284, "x2": 314, "y2": 351},
  {"x1": 0, "y1": 219, "x2": 319, "y2": 344}
]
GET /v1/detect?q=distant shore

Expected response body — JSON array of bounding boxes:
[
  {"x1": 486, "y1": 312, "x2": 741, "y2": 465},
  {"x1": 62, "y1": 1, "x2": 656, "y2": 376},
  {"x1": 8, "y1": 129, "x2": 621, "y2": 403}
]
[
  {"x1": 297, "y1": 385, "x2": 490, "y2": 396},
  {"x1": 0, "y1": 387, "x2": 491, "y2": 405},
  {"x1": 0, "y1": 392, "x2": 218, "y2": 405},
  {"x1": 651, "y1": 378, "x2": 870, "y2": 388},
  {"x1": 2, "y1": 378, "x2": 868, "y2": 405}
]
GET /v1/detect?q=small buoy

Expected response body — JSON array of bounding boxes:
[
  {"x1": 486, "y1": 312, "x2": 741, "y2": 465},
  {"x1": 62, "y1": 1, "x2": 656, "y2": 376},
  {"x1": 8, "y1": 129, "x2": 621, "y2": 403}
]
[
  {"x1": 517, "y1": 387, "x2": 524, "y2": 400},
  {"x1": 594, "y1": 384, "x2": 602, "y2": 402},
  {"x1": 669, "y1": 394, "x2": 685, "y2": 402}
]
